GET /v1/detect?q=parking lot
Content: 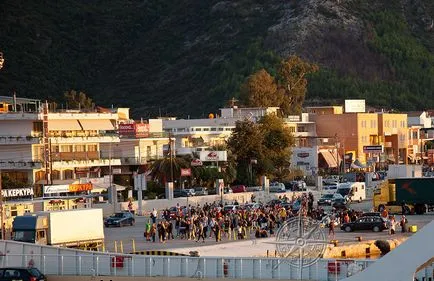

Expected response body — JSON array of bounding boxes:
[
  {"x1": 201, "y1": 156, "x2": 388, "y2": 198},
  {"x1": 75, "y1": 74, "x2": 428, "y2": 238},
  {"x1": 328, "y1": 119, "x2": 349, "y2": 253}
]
[{"x1": 103, "y1": 198, "x2": 434, "y2": 255}]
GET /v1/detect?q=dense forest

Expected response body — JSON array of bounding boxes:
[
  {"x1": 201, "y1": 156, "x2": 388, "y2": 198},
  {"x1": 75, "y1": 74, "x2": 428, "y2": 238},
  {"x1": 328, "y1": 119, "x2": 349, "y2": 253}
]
[{"x1": 0, "y1": 0, "x2": 434, "y2": 117}]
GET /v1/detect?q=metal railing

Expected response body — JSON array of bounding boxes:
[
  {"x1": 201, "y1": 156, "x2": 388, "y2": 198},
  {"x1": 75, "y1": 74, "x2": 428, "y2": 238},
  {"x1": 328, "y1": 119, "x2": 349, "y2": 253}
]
[{"x1": 0, "y1": 253, "x2": 375, "y2": 280}]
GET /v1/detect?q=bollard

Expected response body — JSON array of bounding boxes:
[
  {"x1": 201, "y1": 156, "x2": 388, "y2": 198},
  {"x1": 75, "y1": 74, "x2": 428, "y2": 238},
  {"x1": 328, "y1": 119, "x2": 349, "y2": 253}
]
[
  {"x1": 132, "y1": 239, "x2": 136, "y2": 253},
  {"x1": 267, "y1": 250, "x2": 269, "y2": 257},
  {"x1": 114, "y1": 241, "x2": 118, "y2": 253},
  {"x1": 120, "y1": 240, "x2": 124, "y2": 253},
  {"x1": 102, "y1": 243, "x2": 106, "y2": 252}
]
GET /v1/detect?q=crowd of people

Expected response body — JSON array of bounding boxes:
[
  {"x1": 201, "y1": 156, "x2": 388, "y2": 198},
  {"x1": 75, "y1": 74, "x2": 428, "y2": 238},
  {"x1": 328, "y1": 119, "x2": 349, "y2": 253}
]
[{"x1": 142, "y1": 193, "x2": 336, "y2": 243}]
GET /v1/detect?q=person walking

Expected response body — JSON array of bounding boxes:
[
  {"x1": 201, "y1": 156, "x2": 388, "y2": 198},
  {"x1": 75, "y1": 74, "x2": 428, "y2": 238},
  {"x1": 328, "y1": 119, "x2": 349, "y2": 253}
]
[
  {"x1": 328, "y1": 218, "x2": 335, "y2": 239},
  {"x1": 151, "y1": 208, "x2": 157, "y2": 224},
  {"x1": 400, "y1": 215, "x2": 408, "y2": 233},
  {"x1": 388, "y1": 216, "x2": 396, "y2": 235}
]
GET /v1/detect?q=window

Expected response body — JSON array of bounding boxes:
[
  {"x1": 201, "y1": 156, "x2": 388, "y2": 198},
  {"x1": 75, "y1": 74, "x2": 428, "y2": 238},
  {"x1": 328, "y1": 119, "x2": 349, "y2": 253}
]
[
  {"x1": 10, "y1": 206, "x2": 17, "y2": 217},
  {"x1": 51, "y1": 145, "x2": 60, "y2": 153},
  {"x1": 203, "y1": 128, "x2": 209, "y2": 131},
  {"x1": 210, "y1": 128, "x2": 217, "y2": 131},
  {"x1": 64, "y1": 170, "x2": 74, "y2": 179},
  {"x1": 195, "y1": 128, "x2": 202, "y2": 131},
  {"x1": 225, "y1": 128, "x2": 232, "y2": 131},
  {"x1": 298, "y1": 126, "x2": 305, "y2": 132},
  {"x1": 75, "y1": 145, "x2": 86, "y2": 152},
  {"x1": 87, "y1": 144, "x2": 97, "y2": 151},
  {"x1": 33, "y1": 121, "x2": 43, "y2": 133},
  {"x1": 61, "y1": 145, "x2": 73, "y2": 152},
  {"x1": 218, "y1": 128, "x2": 224, "y2": 131},
  {"x1": 289, "y1": 127, "x2": 296, "y2": 133},
  {"x1": 370, "y1": 120, "x2": 376, "y2": 128},
  {"x1": 37, "y1": 230, "x2": 45, "y2": 239},
  {"x1": 392, "y1": 120, "x2": 397, "y2": 128}
]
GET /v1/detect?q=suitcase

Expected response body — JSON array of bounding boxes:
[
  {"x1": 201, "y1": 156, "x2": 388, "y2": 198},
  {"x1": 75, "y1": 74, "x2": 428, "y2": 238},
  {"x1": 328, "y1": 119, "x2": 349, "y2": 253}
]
[{"x1": 408, "y1": 225, "x2": 417, "y2": 233}]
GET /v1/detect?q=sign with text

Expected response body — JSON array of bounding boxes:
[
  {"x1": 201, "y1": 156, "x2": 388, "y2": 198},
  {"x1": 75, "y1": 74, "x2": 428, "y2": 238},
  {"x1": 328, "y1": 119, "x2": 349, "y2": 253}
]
[
  {"x1": 44, "y1": 185, "x2": 69, "y2": 194},
  {"x1": 68, "y1": 183, "x2": 93, "y2": 192},
  {"x1": 363, "y1": 145, "x2": 384, "y2": 154},
  {"x1": 118, "y1": 123, "x2": 150, "y2": 138},
  {"x1": 2, "y1": 188, "x2": 34, "y2": 198},
  {"x1": 345, "y1": 99, "x2": 366, "y2": 113},
  {"x1": 199, "y1": 151, "x2": 227, "y2": 162}
]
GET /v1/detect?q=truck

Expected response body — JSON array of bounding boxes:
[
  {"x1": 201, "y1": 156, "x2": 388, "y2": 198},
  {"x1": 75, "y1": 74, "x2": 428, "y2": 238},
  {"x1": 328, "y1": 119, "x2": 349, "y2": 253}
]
[
  {"x1": 336, "y1": 182, "x2": 366, "y2": 203},
  {"x1": 12, "y1": 209, "x2": 104, "y2": 249},
  {"x1": 373, "y1": 178, "x2": 434, "y2": 215}
]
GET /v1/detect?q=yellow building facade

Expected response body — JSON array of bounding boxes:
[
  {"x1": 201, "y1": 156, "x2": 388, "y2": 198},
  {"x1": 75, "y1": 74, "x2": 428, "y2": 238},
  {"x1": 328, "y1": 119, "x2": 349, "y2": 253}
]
[{"x1": 313, "y1": 112, "x2": 408, "y2": 165}]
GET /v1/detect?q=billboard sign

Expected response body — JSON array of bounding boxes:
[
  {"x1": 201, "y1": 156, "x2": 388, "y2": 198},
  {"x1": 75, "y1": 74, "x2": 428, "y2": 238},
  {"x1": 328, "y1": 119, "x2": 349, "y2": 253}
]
[
  {"x1": 345, "y1": 99, "x2": 366, "y2": 113},
  {"x1": 2, "y1": 188, "x2": 34, "y2": 198},
  {"x1": 191, "y1": 158, "x2": 203, "y2": 166},
  {"x1": 199, "y1": 151, "x2": 228, "y2": 162},
  {"x1": 119, "y1": 123, "x2": 150, "y2": 138},
  {"x1": 135, "y1": 123, "x2": 150, "y2": 138}
]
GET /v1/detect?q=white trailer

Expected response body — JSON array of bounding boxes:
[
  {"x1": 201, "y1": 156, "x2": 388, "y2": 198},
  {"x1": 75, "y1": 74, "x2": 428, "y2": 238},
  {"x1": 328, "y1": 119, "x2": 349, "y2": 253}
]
[
  {"x1": 13, "y1": 208, "x2": 104, "y2": 249},
  {"x1": 336, "y1": 182, "x2": 366, "y2": 202}
]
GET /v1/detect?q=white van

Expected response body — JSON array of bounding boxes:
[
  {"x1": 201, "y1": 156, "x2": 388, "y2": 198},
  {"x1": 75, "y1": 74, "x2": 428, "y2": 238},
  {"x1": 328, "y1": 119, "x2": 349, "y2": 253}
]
[{"x1": 336, "y1": 182, "x2": 366, "y2": 203}]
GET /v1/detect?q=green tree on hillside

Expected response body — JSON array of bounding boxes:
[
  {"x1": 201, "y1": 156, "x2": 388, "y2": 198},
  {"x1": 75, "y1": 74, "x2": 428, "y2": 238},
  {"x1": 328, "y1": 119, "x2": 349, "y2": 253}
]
[
  {"x1": 240, "y1": 56, "x2": 318, "y2": 115},
  {"x1": 278, "y1": 56, "x2": 319, "y2": 115}
]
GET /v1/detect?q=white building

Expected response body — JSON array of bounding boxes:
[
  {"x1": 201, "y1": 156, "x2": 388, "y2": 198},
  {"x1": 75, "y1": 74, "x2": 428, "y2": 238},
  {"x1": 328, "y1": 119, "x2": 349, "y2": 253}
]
[{"x1": 284, "y1": 113, "x2": 319, "y2": 175}]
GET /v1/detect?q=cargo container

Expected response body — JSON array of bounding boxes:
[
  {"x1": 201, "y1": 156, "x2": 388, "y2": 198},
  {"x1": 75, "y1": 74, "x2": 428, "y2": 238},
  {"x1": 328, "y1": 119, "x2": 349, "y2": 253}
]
[{"x1": 373, "y1": 178, "x2": 434, "y2": 214}]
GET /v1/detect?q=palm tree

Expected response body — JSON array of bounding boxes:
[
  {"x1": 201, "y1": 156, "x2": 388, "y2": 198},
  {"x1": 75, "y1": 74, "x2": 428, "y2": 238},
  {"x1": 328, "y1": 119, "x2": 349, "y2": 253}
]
[{"x1": 150, "y1": 157, "x2": 189, "y2": 187}]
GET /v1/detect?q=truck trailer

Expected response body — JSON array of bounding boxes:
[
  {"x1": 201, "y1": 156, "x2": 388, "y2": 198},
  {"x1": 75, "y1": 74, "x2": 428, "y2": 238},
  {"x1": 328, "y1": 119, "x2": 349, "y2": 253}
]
[
  {"x1": 373, "y1": 178, "x2": 434, "y2": 214},
  {"x1": 12, "y1": 208, "x2": 104, "y2": 249}
]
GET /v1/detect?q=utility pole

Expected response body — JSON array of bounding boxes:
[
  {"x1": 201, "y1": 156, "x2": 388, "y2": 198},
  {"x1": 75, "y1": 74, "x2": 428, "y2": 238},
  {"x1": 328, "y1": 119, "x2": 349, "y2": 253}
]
[
  {"x1": 0, "y1": 170, "x2": 4, "y2": 240},
  {"x1": 169, "y1": 133, "x2": 174, "y2": 185}
]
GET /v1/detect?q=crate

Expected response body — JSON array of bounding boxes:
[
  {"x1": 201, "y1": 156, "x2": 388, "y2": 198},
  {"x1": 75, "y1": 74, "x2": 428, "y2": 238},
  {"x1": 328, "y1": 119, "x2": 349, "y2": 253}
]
[{"x1": 408, "y1": 225, "x2": 417, "y2": 233}]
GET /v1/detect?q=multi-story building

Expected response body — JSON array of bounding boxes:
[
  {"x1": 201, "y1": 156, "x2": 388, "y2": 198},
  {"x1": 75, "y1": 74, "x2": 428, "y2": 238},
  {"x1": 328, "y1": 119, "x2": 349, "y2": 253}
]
[
  {"x1": 162, "y1": 106, "x2": 280, "y2": 155},
  {"x1": 311, "y1": 104, "x2": 408, "y2": 166}
]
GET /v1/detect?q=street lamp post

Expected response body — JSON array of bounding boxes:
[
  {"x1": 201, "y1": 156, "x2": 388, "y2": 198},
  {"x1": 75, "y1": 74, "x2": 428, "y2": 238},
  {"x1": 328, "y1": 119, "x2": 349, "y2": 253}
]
[{"x1": 0, "y1": 53, "x2": 4, "y2": 239}]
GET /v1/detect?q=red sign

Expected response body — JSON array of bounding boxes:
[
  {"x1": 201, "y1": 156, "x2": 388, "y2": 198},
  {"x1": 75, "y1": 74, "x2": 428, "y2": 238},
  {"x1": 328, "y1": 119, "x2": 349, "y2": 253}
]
[
  {"x1": 135, "y1": 123, "x2": 150, "y2": 138},
  {"x1": 118, "y1": 123, "x2": 136, "y2": 135},
  {"x1": 181, "y1": 168, "x2": 191, "y2": 177},
  {"x1": 119, "y1": 123, "x2": 150, "y2": 138},
  {"x1": 191, "y1": 159, "x2": 203, "y2": 166}
]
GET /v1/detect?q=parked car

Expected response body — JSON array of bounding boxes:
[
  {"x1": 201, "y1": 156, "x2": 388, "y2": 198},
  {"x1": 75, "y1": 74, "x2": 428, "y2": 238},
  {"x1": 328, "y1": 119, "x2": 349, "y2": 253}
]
[
  {"x1": 341, "y1": 216, "x2": 388, "y2": 232},
  {"x1": 224, "y1": 187, "x2": 233, "y2": 194},
  {"x1": 0, "y1": 267, "x2": 47, "y2": 281},
  {"x1": 223, "y1": 205, "x2": 240, "y2": 212},
  {"x1": 283, "y1": 181, "x2": 298, "y2": 190},
  {"x1": 246, "y1": 186, "x2": 262, "y2": 192},
  {"x1": 173, "y1": 190, "x2": 192, "y2": 198},
  {"x1": 243, "y1": 203, "x2": 262, "y2": 210},
  {"x1": 332, "y1": 198, "x2": 349, "y2": 210},
  {"x1": 269, "y1": 183, "x2": 286, "y2": 193},
  {"x1": 231, "y1": 185, "x2": 247, "y2": 193},
  {"x1": 184, "y1": 188, "x2": 196, "y2": 196},
  {"x1": 193, "y1": 187, "x2": 208, "y2": 196},
  {"x1": 104, "y1": 212, "x2": 135, "y2": 227},
  {"x1": 317, "y1": 193, "x2": 344, "y2": 206}
]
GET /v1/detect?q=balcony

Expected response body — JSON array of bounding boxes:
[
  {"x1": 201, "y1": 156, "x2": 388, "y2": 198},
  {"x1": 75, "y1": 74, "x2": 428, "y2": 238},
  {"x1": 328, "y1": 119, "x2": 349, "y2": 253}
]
[
  {"x1": 51, "y1": 158, "x2": 121, "y2": 169},
  {"x1": 51, "y1": 151, "x2": 100, "y2": 161},
  {"x1": 121, "y1": 155, "x2": 164, "y2": 165},
  {"x1": 0, "y1": 136, "x2": 40, "y2": 145},
  {"x1": 49, "y1": 135, "x2": 120, "y2": 144},
  {"x1": 0, "y1": 112, "x2": 39, "y2": 120},
  {"x1": 0, "y1": 160, "x2": 42, "y2": 170}
]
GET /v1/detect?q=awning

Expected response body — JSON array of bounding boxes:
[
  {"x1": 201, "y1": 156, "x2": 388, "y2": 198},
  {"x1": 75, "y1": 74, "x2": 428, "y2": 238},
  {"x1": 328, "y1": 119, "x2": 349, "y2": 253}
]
[
  {"x1": 319, "y1": 150, "x2": 338, "y2": 168},
  {"x1": 91, "y1": 183, "x2": 126, "y2": 193},
  {"x1": 48, "y1": 120, "x2": 81, "y2": 131},
  {"x1": 78, "y1": 119, "x2": 115, "y2": 131}
]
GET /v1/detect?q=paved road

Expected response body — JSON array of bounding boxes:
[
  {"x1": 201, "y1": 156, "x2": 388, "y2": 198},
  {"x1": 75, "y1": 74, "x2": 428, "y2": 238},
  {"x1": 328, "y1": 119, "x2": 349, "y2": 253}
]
[{"x1": 103, "y1": 198, "x2": 434, "y2": 255}]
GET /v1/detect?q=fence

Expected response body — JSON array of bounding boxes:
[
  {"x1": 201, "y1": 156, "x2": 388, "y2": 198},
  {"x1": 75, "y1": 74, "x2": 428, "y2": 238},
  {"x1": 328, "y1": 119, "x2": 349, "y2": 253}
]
[{"x1": 0, "y1": 253, "x2": 374, "y2": 280}]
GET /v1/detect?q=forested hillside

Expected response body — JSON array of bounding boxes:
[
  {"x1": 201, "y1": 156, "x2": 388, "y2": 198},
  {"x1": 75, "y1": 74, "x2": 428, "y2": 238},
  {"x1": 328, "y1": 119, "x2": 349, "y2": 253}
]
[{"x1": 0, "y1": 0, "x2": 433, "y2": 117}]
